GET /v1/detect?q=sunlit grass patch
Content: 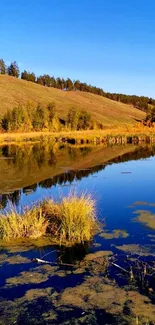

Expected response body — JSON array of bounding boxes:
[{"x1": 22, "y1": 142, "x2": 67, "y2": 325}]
[
  {"x1": 0, "y1": 193, "x2": 97, "y2": 245},
  {"x1": 42, "y1": 192, "x2": 96, "y2": 244},
  {"x1": 0, "y1": 206, "x2": 48, "y2": 242},
  {"x1": 59, "y1": 193, "x2": 96, "y2": 243}
]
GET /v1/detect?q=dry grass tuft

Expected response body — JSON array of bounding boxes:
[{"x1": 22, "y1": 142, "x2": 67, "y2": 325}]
[
  {"x1": 43, "y1": 193, "x2": 96, "y2": 244},
  {"x1": 59, "y1": 193, "x2": 96, "y2": 243},
  {"x1": 0, "y1": 193, "x2": 96, "y2": 244},
  {"x1": 0, "y1": 206, "x2": 48, "y2": 241}
]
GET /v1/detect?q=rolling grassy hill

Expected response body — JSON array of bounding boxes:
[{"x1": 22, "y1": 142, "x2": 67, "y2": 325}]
[{"x1": 0, "y1": 75, "x2": 145, "y2": 128}]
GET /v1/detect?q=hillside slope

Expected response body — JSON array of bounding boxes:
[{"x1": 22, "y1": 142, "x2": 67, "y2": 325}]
[{"x1": 0, "y1": 75, "x2": 145, "y2": 127}]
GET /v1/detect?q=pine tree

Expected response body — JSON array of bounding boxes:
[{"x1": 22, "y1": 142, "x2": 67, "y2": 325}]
[
  {"x1": 8, "y1": 61, "x2": 20, "y2": 78},
  {"x1": 21, "y1": 70, "x2": 36, "y2": 82},
  {"x1": 0, "y1": 59, "x2": 7, "y2": 74},
  {"x1": 66, "y1": 78, "x2": 73, "y2": 90}
]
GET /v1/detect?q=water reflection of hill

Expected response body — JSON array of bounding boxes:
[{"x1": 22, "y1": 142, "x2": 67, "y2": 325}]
[{"x1": 0, "y1": 144, "x2": 155, "y2": 209}]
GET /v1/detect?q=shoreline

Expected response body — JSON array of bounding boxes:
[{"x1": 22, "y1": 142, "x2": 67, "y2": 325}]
[{"x1": 0, "y1": 128, "x2": 155, "y2": 145}]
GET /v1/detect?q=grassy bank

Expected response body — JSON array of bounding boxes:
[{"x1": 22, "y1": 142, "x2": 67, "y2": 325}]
[
  {"x1": 0, "y1": 125, "x2": 155, "y2": 144},
  {"x1": 0, "y1": 74, "x2": 145, "y2": 127},
  {"x1": 0, "y1": 193, "x2": 96, "y2": 245}
]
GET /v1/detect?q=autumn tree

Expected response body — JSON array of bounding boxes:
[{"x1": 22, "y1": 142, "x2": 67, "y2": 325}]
[
  {"x1": 47, "y1": 102, "x2": 56, "y2": 126},
  {"x1": 33, "y1": 103, "x2": 49, "y2": 130},
  {"x1": 77, "y1": 110, "x2": 92, "y2": 130},
  {"x1": 67, "y1": 108, "x2": 80, "y2": 130},
  {"x1": 2, "y1": 105, "x2": 32, "y2": 131}
]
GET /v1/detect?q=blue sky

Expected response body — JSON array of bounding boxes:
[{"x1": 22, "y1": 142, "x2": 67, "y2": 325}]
[{"x1": 0, "y1": 0, "x2": 155, "y2": 97}]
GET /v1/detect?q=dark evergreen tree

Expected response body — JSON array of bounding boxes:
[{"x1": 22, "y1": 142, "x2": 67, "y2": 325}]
[
  {"x1": 66, "y1": 78, "x2": 73, "y2": 90},
  {"x1": 21, "y1": 70, "x2": 36, "y2": 82},
  {"x1": 8, "y1": 61, "x2": 20, "y2": 78},
  {"x1": 50, "y1": 76, "x2": 56, "y2": 88},
  {"x1": 56, "y1": 77, "x2": 62, "y2": 89},
  {"x1": 0, "y1": 59, "x2": 7, "y2": 74}
]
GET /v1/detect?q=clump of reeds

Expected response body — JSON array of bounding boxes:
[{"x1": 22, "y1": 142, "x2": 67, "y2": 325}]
[
  {"x1": 59, "y1": 193, "x2": 96, "y2": 243},
  {"x1": 0, "y1": 206, "x2": 48, "y2": 241},
  {"x1": 43, "y1": 192, "x2": 96, "y2": 244},
  {"x1": 0, "y1": 193, "x2": 96, "y2": 244}
]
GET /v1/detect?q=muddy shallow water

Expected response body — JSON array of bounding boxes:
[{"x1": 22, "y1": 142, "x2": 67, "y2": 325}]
[{"x1": 1, "y1": 143, "x2": 155, "y2": 324}]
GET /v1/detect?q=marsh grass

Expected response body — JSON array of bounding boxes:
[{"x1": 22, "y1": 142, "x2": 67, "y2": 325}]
[
  {"x1": 0, "y1": 206, "x2": 48, "y2": 241},
  {"x1": 43, "y1": 193, "x2": 96, "y2": 244},
  {"x1": 59, "y1": 193, "x2": 96, "y2": 243},
  {"x1": 0, "y1": 193, "x2": 96, "y2": 244}
]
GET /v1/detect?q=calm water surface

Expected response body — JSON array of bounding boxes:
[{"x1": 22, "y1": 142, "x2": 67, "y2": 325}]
[{"x1": 0, "y1": 143, "x2": 155, "y2": 324}]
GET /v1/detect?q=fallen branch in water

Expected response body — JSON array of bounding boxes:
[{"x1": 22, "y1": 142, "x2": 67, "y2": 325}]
[
  {"x1": 32, "y1": 257, "x2": 76, "y2": 267},
  {"x1": 112, "y1": 262, "x2": 130, "y2": 274}
]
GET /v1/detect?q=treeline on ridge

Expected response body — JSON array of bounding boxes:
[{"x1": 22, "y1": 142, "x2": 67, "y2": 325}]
[
  {"x1": 0, "y1": 102, "x2": 99, "y2": 132},
  {"x1": 0, "y1": 58, "x2": 154, "y2": 112}
]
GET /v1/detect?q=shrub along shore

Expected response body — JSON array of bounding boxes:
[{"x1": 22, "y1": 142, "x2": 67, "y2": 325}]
[
  {"x1": 0, "y1": 193, "x2": 96, "y2": 245},
  {"x1": 0, "y1": 127, "x2": 155, "y2": 146}
]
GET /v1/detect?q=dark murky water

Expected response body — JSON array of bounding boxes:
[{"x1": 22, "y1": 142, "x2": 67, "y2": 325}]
[{"x1": 1, "y1": 143, "x2": 155, "y2": 324}]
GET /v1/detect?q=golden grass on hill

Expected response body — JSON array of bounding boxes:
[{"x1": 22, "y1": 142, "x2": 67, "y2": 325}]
[
  {"x1": 0, "y1": 193, "x2": 96, "y2": 244},
  {"x1": 0, "y1": 74, "x2": 145, "y2": 127}
]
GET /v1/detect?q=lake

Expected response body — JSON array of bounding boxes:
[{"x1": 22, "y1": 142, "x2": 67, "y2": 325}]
[{"x1": 0, "y1": 142, "x2": 155, "y2": 324}]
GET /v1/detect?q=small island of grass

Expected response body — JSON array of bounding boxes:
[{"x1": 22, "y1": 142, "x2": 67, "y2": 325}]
[{"x1": 0, "y1": 193, "x2": 96, "y2": 246}]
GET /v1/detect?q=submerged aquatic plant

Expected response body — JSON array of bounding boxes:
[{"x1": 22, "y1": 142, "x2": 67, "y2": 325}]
[{"x1": 0, "y1": 193, "x2": 96, "y2": 244}]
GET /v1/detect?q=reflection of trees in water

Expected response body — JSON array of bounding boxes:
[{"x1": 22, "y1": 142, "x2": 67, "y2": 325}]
[
  {"x1": 23, "y1": 184, "x2": 38, "y2": 193},
  {"x1": 1, "y1": 145, "x2": 10, "y2": 157},
  {"x1": 39, "y1": 165, "x2": 105, "y2": 189},
  {"x1": 108, "y1": 145, "x2": 155, "y2": 164},
  {"x1": 68, "y1": 146, "x2": 92, "y2": 160},
  {"x1": 33, "y1": 145, "x2": 155, "y2": 191},
  {"x1": 0, "y1": 195, "x2": 8, "y2": 210},
  {"x1": 0, "y1": 143, "x2": 58, "y2": 169},
  {"x1": 0, "y1": 190, "x2": 21, "y2": 209},
  {"x1": 8, "y1": 190, "x2": 21, "y2": 206},
  {"x1": 1, "y1": 145, "x2": 155, "y2": 210},
  {"x1": 1, "y1": 144, "x2": 155, "y2": 172}
]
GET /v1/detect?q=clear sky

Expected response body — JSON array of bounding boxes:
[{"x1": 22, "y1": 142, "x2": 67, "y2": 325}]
[{"x1": 1, "y1": 0, "x2": 155, "y2": 97}]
